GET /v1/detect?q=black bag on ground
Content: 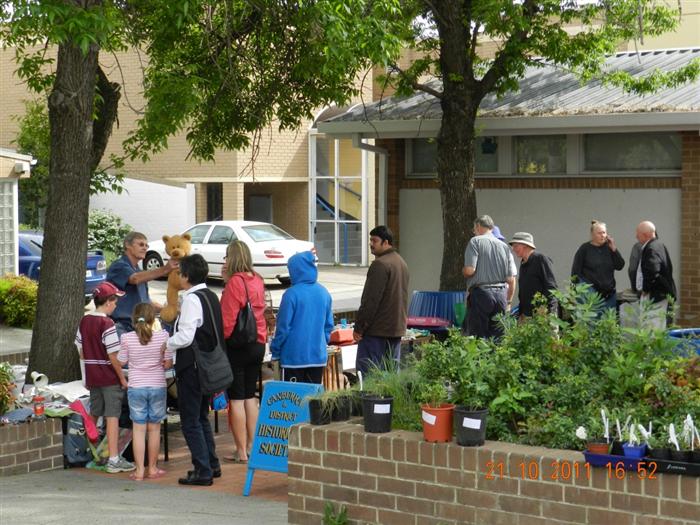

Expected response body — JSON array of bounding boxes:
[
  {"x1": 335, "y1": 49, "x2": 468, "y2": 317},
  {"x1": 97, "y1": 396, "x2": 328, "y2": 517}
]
[
  {"x1": 62, "y1": 413, "x2": 92, "y2": 468},
  {"x1": 226, "y1": 275, "x2": 258, "y2": 348},
  {"x1": 194, "y1": 291, "x2": 234, "y2": 396}
]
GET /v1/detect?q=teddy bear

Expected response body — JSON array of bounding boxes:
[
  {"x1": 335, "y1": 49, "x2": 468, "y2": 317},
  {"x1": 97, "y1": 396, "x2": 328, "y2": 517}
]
[{"x1": 159, "y1": 233, "x2": 192, "y2": 323}]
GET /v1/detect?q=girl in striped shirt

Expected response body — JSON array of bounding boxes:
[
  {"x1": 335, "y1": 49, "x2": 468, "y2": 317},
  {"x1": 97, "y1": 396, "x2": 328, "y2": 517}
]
[{"x1": 118, "y1": 303, "x2": 172, "y2": 481}]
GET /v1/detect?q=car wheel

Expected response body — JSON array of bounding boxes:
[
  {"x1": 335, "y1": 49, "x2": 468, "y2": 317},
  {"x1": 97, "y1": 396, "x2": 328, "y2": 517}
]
[
  {"x1": 278, "y1": 276, "x2": 292, "y2": 287},
  {"x1": 144, "y1": 252, "x2": 164, "y2": 271}
]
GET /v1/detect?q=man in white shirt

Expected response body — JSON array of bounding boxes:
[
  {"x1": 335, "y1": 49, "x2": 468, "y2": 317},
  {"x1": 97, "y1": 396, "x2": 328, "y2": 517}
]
[{"x1": 165, "y1": 254, "x2": 224, "y2": 486}]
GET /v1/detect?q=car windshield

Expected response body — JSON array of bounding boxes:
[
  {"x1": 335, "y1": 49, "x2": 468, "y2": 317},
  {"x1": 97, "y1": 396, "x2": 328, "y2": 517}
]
[
  {"x1": 243, "y1": 224, "x2": 294, "y2": 242},
  {"x1": 21, "y1": 237, "x2": 43, "y2": 256}
]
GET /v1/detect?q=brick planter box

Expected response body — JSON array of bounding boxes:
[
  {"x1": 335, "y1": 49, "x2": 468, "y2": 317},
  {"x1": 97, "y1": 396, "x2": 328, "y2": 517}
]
[
  {"x1": 0, "y1": 418, "x2": 63, "y2": 477},
  {"x1": 288, "y1": 422, "x2": 700, "y2": 525}
]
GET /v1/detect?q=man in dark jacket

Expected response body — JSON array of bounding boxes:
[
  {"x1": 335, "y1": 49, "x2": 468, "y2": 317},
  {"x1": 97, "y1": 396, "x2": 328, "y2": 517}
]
[
  {"x1": 353, "y1": 226, "x2": 409, "y2": 375},
  {"x1": 634, "y1": 221, "x2": 676, "y2": 327},
  {"x1": 509, "y1": 232, "x2": 558, "y2": 318}
]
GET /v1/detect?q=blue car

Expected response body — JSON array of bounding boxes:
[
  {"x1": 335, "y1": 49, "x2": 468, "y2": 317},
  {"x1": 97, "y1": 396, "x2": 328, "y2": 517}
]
[{"x1": 18, "y1": 231, "x2": 107, "y2": 304}]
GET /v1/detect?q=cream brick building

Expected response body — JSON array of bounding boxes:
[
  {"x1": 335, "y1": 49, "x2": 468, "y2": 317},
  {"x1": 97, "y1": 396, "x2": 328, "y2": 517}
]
[{"x1": 0, "y1": 47, "x2": 377, "y2": 266}]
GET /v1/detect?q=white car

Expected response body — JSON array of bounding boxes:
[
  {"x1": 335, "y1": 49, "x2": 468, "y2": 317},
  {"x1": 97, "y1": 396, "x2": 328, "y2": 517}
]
[{"x1": 145, "y1": 221, "x2": 315, "y2": 285}]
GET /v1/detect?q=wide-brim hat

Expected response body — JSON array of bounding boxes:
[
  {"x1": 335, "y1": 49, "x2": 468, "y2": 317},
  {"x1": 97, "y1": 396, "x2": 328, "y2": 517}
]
[{"x1": 509, "y1": 232, "x2": 536, "y2": 249}]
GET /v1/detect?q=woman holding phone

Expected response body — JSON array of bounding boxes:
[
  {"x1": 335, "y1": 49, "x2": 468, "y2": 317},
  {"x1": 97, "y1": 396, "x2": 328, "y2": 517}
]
[{"x1": 571, "y1": 220, "x2": 625, "y2": 311}]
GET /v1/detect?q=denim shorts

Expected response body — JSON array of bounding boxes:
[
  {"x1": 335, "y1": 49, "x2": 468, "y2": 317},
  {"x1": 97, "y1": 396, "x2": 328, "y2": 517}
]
[{"x1": 127, "y1": 387, "x2": 167, "y2": 424}]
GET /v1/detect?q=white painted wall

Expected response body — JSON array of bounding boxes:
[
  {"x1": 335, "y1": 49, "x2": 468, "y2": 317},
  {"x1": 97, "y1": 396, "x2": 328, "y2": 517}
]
[
  {"x1": 90, "y1": 178, "x2": 196, "y2": 242},
  {"x1": 400, "y1": 188, "x2": 681, "y2": 304}
]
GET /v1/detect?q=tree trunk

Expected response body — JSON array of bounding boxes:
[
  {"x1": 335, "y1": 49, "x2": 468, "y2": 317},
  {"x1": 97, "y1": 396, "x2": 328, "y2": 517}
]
[
  {"x1": 26, "y1": 2, "x2": 119, "y2": 383},
  {"x1": 433, "y1": 1, "x2": 480, "y2": 291}
]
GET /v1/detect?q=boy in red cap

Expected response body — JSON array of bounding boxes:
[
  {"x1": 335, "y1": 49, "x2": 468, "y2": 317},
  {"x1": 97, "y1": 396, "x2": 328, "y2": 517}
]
[{"x1": 75, "y1": 282, "x2": 135, "y2": 473}]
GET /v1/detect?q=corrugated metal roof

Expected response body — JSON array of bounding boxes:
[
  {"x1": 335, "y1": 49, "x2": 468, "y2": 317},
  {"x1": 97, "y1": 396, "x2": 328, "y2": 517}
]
[{"x1": 327, "y1": 48, "x2": 700, "y2": 123}]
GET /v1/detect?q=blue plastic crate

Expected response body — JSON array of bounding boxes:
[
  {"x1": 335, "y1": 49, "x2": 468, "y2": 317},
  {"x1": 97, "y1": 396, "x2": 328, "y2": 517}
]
[{"x1": 667, "y1": 329, "x2": 700, "y2": 355}]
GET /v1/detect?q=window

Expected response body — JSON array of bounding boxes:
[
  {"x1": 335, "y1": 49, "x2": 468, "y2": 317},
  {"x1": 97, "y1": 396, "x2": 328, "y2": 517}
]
[
  {"x1": 515, "y1": 135, "x2": 566, "y2": 174},
  {"x1": 185, "y1": 224, "x2": 211, "y2": 244},
  {"x1": 584, "y1": 132, "x2": 681, "y2": 172},
  {"x1": 206, "y1": 183, "x2": 223, "y2": 221},
  {"x1": 406, "y1": 137, "x2": 499, "y2": 177},
  {"x1": 243, "y1": 224, "x2": 293, "y2": 242},
  {"x1": 207, "y1": 226, "x2": 235, "y2": 245}
]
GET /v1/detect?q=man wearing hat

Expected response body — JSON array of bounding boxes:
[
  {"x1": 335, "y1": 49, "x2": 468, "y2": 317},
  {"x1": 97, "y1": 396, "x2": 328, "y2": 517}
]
[{"x1": 509, "y1": 232, "x2": 558, "y2": 318}]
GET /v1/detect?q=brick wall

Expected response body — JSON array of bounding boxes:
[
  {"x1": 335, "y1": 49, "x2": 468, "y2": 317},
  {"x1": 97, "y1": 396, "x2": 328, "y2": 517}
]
[
  {"x1": 0, "y1": 418, "x2": 63, "y2": 477},
  {"x1": 288, "y1": 423, "x2": 700, "y2": 525},
  {"x1": 680, "y1": 132, "x2": 700, "y2": 327}
]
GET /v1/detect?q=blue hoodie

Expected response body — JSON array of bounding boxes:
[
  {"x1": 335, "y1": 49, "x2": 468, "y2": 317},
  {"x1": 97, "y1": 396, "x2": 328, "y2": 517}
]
[{"x1": 271, "y1": 251, "x2": 333, "y2": 368}]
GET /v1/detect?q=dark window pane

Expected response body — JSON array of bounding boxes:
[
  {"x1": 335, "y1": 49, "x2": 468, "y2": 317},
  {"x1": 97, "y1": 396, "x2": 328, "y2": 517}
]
[{"x1": 584, "y1": 132, "x2": 681, "y2": 171}]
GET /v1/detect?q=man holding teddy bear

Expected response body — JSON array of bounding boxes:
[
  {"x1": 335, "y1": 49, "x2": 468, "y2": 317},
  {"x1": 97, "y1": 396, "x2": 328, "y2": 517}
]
[{"x1": 107, "y1": 231, "x2": 179, "y2": 336}]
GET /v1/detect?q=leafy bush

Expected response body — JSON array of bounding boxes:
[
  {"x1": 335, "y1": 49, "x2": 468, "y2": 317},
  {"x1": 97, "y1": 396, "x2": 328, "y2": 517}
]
[
  {"x1": 0, "y1": 362, "x2": 16, "y2": 416},
  {"x1": 87, "y1": 209, "x2": 132, "y2": 255},
  {"x1": 0, "y1": 274, "x2": 38, "y2": 328},
  {"x1": 382, "y1": 284, "x2": 700, "y2": 451}
]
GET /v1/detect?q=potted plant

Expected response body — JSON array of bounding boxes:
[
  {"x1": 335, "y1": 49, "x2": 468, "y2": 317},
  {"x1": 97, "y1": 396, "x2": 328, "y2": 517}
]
[
  {"x1": 323, "y1": 389, "x2": 353, "y2": 422},
  {"x1": 575, "y1": 425, "x2": 610, "y2": 455},
  {"x1": 446, "y1": 336, "x2": 494, "y2": 447},
  {"x1": 417, "y1": 380, "x2": 454, "y2": 443},
  {"x1": 622, "y1": 422, "x2": 646, "y2": 458},
  {"x1": 645, "y1": 426, "x2": 671, "y2": 460},
  {"x1": 306, "y1": 392, "x2": 332, "y2": 426}
]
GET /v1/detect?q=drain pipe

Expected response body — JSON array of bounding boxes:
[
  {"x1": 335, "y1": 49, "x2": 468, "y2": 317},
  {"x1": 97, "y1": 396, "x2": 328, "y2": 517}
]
[{"x1": 352, "y1": 134, "x2": 389, "y2": 226}]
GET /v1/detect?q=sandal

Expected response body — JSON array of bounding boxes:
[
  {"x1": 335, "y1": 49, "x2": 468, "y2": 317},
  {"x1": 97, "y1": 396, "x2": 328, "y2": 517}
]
[
  {"x1": 223, "y1": 454, "x2": 247, "y2": 464},
  {"x1": 129, "y1": 472, "x2": 144, "y2": 481},
  {"x1": 146, "y1": 468, "x2": 167, "y2": 479}
]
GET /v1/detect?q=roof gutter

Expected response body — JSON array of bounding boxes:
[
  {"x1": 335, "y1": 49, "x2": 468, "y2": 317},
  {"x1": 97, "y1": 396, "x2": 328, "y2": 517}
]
[{"x1": 319, "y1": 111, "x2": 700, "y2": 138}]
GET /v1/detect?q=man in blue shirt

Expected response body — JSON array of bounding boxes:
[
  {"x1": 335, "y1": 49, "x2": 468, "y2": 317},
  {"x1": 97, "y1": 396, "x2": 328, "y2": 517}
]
[{"x1": 107, "y1": 231, "x2": 178, "y2": 336}]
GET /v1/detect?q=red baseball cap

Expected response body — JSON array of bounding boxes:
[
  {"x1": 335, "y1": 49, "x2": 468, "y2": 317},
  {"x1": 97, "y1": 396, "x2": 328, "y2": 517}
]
[{"x1": 93, "y1": 282, "x2": 125, "y2": 300}]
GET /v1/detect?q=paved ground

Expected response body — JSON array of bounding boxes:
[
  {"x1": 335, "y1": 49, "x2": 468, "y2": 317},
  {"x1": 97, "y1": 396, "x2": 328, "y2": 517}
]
[
  {"x1": 1, "y1": 401, "x2": 287, "y2": 523},
  {"x1": 0, "y1": 266, "x2": 367, "y2": 357}
]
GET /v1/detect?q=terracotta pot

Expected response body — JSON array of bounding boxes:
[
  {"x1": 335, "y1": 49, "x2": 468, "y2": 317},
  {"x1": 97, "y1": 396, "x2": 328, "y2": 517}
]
[
  {"x1": 421, "y1": 403, "x2": 455, "y2": 443},
  {"x1": 586, "y1": 441, "x2": 610, "y2": 455}
]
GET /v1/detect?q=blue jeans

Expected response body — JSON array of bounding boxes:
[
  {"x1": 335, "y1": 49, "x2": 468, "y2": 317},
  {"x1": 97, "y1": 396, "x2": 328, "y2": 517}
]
[
  {"x1": 356, "y1": 335, "x2": 401, "y2": 376},
  {"x1": 176, "y1": 366, "x2": 219, "y2": 478}
]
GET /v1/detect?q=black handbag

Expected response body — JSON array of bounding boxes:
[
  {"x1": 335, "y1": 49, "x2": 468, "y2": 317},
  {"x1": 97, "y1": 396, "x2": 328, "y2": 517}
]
[
  {"x1": 227, "y1": 275, "x2": 258, "y2": 348},
  {"x1": 192, "y1": 291, "x2": 233, "y2": 396}
]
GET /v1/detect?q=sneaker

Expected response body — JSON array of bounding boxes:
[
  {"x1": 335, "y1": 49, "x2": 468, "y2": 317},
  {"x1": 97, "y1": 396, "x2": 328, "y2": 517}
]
[{"x1": 106, "y1": 457, "x2": 136, "y2": 473}]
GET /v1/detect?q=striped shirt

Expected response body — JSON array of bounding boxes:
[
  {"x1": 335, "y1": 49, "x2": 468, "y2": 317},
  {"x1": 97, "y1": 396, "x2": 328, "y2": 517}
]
[
  {"x1": 117, "y1": 330, "x2": 172, "y2": 388},
  {"x1": 75, "y1": 312, "x2": 121, "y2": 388}
]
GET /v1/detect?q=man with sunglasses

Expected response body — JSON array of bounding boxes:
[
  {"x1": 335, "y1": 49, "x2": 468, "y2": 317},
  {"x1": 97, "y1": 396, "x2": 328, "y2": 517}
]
[{"x1": 107, "y1": 231, "x2": 178, "y2": 336}]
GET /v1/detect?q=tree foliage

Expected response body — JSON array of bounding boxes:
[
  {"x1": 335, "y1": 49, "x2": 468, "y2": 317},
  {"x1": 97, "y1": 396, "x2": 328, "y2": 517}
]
[
  {"x1": 13, "y1": 100, "x2": 125, "y2": 228},
  {"x1": 384, "y1": 0, "x2": 699, "y2": 290},
  {"x1": 0, "y1": 0, "x2": 407, "y2": 381}
]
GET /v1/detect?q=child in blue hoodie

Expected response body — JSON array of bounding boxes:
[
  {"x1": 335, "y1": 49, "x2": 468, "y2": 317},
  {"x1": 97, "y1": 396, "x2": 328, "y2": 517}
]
[{"x1": 271, "y1": 251, "x2": 333, "y2": 383}]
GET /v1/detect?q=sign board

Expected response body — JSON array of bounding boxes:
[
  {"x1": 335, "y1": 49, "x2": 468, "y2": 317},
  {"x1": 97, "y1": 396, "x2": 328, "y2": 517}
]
[{"x1": 243, "y1": 380, "x2": 323, "y2": 496}]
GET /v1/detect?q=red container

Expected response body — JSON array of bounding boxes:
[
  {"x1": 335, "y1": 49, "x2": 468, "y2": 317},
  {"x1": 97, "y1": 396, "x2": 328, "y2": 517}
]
[{"x1": 421, "y1": 403, "x2": 455, "y2": 443}]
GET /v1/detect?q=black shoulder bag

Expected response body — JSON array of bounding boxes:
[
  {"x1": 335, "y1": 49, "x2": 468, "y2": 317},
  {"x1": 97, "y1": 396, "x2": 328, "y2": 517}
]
[
  {"x1": 192, "y1": 291, "x2": 233, "y2": 396},
  {"x1": 226, "y1": 275, "x2": 258, "y2": 348}
]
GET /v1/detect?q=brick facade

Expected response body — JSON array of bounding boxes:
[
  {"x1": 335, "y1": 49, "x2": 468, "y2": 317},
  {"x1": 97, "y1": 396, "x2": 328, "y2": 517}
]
[
  {"x1": 288, "y1": 423, "x2": 700, "y2": 525},
  {"x1": 680, "y1": 132, "x2": 700, "y2": 327},
  {"x1": 0, "y1": 418, "x2": 63, "y2": 477}
]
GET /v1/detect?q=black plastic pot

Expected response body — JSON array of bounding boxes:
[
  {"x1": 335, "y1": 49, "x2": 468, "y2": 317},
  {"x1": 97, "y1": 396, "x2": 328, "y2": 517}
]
[
  {"x1": 670, "y1": 449, "x2": 691, "y2": 463},
  {"x1": 690, "y1": 450, "x2": 700, "y2": 464},
  {"x1": 362, "y1": 395, "x2": 393, "y2": 433},
  {"x1": 350, "y1": 391, "x2": 364, "y2": 417},
  {"x1": 331, "y1": 396, "x2": 352, "y2": 422},
  {"x1": 610, "y1": 440, "x2": 625, "y2": 456},
  {"x1": 647, "y1": 447, "x2": 671, "y2": 460},
  {"x1": 454, "y1": 406, "x2": 488, "y2": 447},
  {"x1": 308, "y1": 399, "x2": 331, "y2": 425}
]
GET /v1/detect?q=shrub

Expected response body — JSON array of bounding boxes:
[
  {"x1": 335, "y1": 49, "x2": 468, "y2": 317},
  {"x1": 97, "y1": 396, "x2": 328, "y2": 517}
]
[
  {"x1": 87, "y1": 209, "x2": 132, "y2": 255},
  {"x1": 0, "y1": 362, "x2": 16, "y2": 416},
  {"x1": 0, "y1": 274, "x2": 38, "y2": 328}
]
